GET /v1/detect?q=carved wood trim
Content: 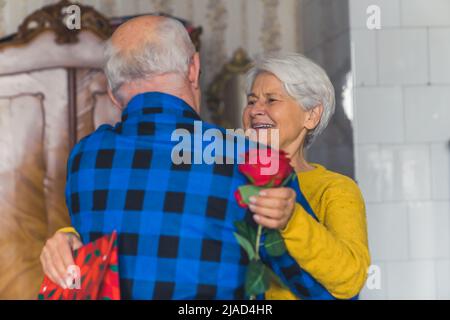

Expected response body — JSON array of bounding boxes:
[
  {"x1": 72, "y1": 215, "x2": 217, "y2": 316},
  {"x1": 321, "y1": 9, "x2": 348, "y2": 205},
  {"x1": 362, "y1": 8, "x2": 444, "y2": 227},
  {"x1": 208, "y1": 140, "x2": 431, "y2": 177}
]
[
  {"x1": 0, "y1": 1, "x2": 202, "y2": 53},
  {"x1": 0, "y1": 0, "x2": 112, "y2": 50}
]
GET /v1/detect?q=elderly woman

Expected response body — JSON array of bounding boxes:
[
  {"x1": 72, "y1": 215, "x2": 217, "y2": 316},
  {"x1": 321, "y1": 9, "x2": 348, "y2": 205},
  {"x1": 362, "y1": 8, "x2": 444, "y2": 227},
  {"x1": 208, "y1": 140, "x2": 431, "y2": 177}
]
[{"x1": 243, "y1": 53, "x2": 370, "y2": 300}]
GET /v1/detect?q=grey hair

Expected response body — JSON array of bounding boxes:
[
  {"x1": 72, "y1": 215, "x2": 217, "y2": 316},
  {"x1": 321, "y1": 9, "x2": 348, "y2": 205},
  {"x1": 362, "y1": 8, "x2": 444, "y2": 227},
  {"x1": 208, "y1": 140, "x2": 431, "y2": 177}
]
[
  {"x1": 246, "y1": 52, "x2": 335, "y2": 149},
  {"x1": 104, "y1": 17, "x2": 196, "y2": 98}
]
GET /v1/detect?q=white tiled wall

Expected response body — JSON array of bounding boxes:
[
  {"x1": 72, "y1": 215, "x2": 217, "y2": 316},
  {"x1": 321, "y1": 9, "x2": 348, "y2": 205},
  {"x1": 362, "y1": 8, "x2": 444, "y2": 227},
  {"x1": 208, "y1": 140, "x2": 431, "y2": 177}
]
[
  {"x1": 357, "y1": 145, "x2": 432, "y2": 202},
  {"x1": 350, "y1": 29, "x2": 377, "y2": 86},
  {"x1": 377, "y1": 29, "x2": 428, "y2": 85},
  {"x1": 436, "y1": 260, "x2": 450, "y2": 299},
  {"x1": 350, "y1": 0, "x2": 450, "y2": 300},
  {"x1": 400, "y1": 0, "x2": 450, "y2": 27},
  {"x1": 386, "y1": 260, "x2": 437, "y2": 299},
  {"x1": 366, "y1": 203, "x2": 409, "y2": 261},
  {"x1": 431, "y1": 143, "x2": 450, "y2": 200},
  {"x1": 404, "y1": 87, "x2": 450, "y2": 142},
  {"x1": 354, "y1": 87, "x2": 404, "y2": 144},
  {"x1": 408, "y1": 202, "x2": 450, "y2": 260},
  {"x1": 429, "y1": 28, "x2": 450, "y2": 84}
]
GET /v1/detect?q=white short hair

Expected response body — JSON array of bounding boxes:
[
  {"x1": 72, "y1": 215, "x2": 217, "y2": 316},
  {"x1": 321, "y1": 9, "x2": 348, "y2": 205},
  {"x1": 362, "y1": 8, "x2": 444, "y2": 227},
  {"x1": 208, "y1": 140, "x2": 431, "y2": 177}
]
[
  {"x1": 104, "y1": 17, "x2": 196, "y2": 97},
  {"x1": 246, "y1": 52, "x2": 335, "y2": 148}
]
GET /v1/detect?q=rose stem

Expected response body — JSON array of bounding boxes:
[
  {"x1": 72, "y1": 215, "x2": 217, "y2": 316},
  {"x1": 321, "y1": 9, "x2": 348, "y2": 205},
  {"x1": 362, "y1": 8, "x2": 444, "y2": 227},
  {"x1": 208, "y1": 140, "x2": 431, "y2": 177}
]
[{"x1": 255, "y1": 224, "x2": 262, "y2": 260}]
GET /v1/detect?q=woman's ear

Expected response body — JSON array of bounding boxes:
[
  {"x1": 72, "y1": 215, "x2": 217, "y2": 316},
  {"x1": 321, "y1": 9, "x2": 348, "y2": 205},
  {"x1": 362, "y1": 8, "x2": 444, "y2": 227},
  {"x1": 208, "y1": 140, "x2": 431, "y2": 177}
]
[{"x1": 305, "y1": 104, "x2": 324, "y2": 130}]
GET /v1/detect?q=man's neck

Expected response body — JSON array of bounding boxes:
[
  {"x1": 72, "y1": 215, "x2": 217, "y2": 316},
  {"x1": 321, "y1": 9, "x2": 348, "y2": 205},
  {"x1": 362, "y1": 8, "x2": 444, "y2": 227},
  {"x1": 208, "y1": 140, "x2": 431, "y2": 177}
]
[{"x1": 119, "y1": 74, "x2": 198, "y2": 113}]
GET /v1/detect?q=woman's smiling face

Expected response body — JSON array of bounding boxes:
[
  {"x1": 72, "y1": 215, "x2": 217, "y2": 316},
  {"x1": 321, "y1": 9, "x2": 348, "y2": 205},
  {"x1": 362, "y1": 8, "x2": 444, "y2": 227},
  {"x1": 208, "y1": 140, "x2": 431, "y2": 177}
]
[{"x1": 242, "y1": 72, "x2": 308, "y2": 154}]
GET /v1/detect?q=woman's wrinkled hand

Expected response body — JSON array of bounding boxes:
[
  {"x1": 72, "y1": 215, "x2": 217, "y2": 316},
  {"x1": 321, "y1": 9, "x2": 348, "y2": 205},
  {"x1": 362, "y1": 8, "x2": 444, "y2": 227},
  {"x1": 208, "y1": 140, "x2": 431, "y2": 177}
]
[{"x1": 248, "y1": 187, "x2": 296, "y2": 230}]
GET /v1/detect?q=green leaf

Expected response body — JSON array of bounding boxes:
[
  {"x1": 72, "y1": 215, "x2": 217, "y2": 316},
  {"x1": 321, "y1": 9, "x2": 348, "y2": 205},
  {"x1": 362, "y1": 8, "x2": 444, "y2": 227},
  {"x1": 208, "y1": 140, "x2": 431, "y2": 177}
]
[
  {"x1": 281, "y1": 172, "x2": 295, "y2": 187},
  {"x1": 264, "y1": 230, "x2": 287, "y2": 257},
  {"x1": 238, "y1": 185, "x2": 265, "y2": 206},
  {"x1": 265, "y1": 179, "x2": 275, "y2": 188},
  {"x1": 233, "y1": 232, "x2": 255, "y2": 261},
  {"x1": 234, "y1": 220, "x2": 257, "y2": 244},
  {"x1": 234, "y1": 220, "x2": 249, "y2": 238},
  {"x1": 245, "y1": 260, "x2": 270, "y2": 297}
]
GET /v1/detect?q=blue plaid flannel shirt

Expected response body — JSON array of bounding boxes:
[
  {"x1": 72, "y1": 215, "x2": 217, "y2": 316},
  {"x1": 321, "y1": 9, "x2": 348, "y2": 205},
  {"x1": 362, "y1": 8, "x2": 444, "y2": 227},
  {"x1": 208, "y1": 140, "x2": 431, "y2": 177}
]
[{"x1": 65, "y1": 92, "x2": 347, "y2": 300}]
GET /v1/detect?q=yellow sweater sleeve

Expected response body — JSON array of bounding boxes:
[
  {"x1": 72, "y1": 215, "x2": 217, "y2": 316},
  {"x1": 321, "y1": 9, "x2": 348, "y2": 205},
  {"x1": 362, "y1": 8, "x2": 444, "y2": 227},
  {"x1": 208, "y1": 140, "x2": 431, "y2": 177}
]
[{"x1": 279, "y1": 179, "x2": 370, "y2": 299}]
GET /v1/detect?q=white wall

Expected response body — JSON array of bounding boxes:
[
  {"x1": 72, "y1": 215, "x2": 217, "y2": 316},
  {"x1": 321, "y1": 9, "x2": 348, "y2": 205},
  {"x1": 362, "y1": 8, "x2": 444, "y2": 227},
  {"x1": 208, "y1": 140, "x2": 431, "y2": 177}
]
[{"x1": 350, "y1": 0, "x2": 450, "y2": 299}]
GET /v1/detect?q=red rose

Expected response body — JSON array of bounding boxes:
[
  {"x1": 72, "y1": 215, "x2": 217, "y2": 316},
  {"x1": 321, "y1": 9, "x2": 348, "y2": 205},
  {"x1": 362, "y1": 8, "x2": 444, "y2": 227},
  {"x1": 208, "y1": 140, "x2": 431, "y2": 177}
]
[
  {"x1": 238, "y1": 148, "x2": 293, "y2": 187},
  {"x1": 233, "y1": 148, "x2": 293, "y2": 299}
]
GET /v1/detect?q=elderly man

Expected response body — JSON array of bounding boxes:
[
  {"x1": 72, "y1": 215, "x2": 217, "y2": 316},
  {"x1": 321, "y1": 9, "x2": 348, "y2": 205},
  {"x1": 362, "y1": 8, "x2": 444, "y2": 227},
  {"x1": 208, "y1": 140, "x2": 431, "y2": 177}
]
[
  {"x1": 40, "y1": 15, "x2": 330, "y2": 300},
  {"x1": 41, "y1": 15, "x2": 253, "y2": 300}
]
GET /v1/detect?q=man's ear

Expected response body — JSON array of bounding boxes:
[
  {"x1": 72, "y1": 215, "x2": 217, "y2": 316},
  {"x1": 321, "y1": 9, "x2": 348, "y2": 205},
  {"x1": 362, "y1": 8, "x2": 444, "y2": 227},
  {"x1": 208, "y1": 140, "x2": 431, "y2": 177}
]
[
  {"x1": 305, "y1": 104, "x2": 324, "y2": 130},
  {"x1": 107, "y1": 88, "x2": 123, "y2": 111},
  {"x1": 188, "y1": 52, "x2": 201, "y2": 89}
]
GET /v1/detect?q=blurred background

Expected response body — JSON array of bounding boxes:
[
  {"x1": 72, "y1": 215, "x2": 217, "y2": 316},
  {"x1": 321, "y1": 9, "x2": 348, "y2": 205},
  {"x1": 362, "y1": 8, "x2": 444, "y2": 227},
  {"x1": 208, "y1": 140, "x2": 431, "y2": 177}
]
[{"x1": 0, "y1": 0, "x2": 448, "y2": 299}]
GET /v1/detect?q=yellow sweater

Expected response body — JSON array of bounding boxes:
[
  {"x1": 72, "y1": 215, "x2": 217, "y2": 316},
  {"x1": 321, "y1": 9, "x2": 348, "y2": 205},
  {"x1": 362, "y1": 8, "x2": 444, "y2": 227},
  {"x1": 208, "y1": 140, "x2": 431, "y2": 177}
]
[{"x1": 265, "y1": 163, "x2": 370, "y2": 300}]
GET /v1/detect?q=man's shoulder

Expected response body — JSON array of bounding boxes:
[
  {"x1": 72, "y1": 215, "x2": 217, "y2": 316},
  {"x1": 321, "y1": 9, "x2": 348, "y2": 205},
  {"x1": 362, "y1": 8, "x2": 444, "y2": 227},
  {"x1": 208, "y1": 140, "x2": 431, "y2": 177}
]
[{"x1": 68, "y1": 124, "x2": 115, "y2": 161}]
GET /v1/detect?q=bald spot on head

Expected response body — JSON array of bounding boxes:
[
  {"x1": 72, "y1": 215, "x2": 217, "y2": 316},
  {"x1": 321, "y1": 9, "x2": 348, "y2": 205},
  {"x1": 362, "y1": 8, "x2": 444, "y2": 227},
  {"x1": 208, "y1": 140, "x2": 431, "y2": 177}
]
[
  {"x1": 105, "y1": 15, "x2": 201, "y2": 113},
  {"x1": 111, "y1": 15, "x2": 167, "y2": 55}
]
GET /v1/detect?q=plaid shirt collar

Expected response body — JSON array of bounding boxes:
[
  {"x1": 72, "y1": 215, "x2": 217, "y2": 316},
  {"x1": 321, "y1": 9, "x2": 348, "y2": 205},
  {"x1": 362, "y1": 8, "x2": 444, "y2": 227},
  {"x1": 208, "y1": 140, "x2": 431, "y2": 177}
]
[{"x1": 121, "y1": 92, "x2": 201, "y2": 122}]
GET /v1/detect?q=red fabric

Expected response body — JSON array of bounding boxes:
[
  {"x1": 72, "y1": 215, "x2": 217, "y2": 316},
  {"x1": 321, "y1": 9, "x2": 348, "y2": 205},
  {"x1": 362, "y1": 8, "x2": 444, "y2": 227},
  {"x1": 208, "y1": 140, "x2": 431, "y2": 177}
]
[{"x1": 38, "y1": 231, "x2": 120, "y2": 300}]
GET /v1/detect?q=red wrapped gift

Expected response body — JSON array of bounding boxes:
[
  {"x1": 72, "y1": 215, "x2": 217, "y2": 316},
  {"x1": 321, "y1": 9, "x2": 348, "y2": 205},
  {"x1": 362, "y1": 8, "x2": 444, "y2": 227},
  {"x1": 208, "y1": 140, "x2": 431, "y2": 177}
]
[{"x1": 38, "y1": 231, "x2": 120, "y2": 300}]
